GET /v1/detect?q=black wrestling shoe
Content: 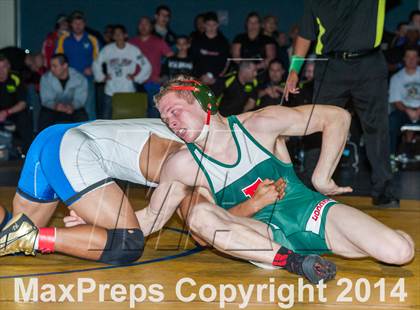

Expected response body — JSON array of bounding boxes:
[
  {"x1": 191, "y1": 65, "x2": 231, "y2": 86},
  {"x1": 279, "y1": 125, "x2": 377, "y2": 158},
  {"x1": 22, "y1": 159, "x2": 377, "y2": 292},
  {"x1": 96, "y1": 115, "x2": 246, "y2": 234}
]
[
  {"x1": 372, "y1": 195, "x2": 400, "y2": 209},
  {"x1": 287, "y1": 254, "x2": 337, "y2": 284}
]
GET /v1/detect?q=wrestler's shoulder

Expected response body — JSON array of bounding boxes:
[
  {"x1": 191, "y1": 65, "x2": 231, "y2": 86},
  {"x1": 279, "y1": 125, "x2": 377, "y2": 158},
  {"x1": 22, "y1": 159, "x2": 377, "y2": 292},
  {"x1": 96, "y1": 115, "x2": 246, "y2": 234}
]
[
  {"x1": 161, "y1": 147, "x2": 198, "y2": 183},
  {"x1": 165, "y1": 146, "x2": 195, "y2": 169},
  {"x1": 236, "y1": 106, "x2": 285, "y2": 129}
]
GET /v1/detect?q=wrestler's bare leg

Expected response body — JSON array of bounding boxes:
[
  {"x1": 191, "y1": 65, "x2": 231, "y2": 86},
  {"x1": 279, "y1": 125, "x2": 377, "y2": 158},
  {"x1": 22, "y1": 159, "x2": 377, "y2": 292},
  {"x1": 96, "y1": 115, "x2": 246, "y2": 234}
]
[
  {"x1": 180, "y1": 190, "x2": 281, "y2": 263},
  {"x1": 324, "y1": 204, "x2": 415, "y2": 264},
  {"x1": 181, "y1": 193, "x2": 415, "y2": 266},
  {"x1": 10, "y1": 182, "x2": 140, "y2": 261},
  {"x1": 54, "y1": 182, "x2": 140, "y2": 260},
  {"x1": 13, "y1": 193, "x2": 58, "y2": 227},
  {"x1": 0, "y1": 205, "x2": 8, "y2": 228},
  {"x1": 0, "y1": 205, "x2": 5, "y2": 221}
]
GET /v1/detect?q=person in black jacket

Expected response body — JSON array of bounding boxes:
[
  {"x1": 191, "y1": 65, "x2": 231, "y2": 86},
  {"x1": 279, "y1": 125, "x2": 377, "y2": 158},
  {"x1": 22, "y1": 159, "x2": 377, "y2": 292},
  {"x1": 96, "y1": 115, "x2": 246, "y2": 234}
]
[{"x1": 191, "y1": 12, "x2": 230, "y2": 85}]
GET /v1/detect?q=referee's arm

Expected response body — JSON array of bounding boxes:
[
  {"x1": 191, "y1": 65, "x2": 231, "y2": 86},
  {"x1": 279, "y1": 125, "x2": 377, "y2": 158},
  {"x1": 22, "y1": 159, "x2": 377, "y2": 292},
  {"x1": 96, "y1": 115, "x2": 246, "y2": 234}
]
[{"x1": 284, "y1": 0, "x2": 316, "y2": 100}]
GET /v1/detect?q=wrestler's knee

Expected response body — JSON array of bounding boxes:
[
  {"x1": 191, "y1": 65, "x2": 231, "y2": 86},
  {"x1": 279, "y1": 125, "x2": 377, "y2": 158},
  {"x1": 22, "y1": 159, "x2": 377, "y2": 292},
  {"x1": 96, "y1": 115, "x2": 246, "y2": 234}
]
[
  {"x1": 99, "y1": 228, "x2": 144, "y2": 265},
  {"x1": 383, "y1": 233, "x2": 415, "y2": 265},
  {"x1": 396, "y1": 230, "x2": 415, "y2": 248}
]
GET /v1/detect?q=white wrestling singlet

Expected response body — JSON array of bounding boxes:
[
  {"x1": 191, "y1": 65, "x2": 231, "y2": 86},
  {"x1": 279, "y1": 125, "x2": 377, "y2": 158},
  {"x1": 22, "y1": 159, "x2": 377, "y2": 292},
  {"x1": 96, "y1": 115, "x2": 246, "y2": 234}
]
[{"x1": 60, "y1": 118, "x2": 182, "y2": 193}]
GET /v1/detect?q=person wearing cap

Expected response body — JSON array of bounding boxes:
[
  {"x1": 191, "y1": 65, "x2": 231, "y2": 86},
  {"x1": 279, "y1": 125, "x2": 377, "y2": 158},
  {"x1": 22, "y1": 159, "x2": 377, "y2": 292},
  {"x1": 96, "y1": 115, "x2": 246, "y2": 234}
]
[
  {"x1": 56, "y1": 10, "x2": 100, "y2": 120},
  {"x1": 42, "y1": 15, "x2": 69, "y2": 69}
]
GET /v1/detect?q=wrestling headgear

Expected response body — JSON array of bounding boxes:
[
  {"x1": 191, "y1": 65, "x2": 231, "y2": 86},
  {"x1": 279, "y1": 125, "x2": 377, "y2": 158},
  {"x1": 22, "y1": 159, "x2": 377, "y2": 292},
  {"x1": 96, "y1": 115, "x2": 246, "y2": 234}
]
[
  {"x1": 168, "y1": 79, "x2": 218, "y2": 142},
  {"x1": 169, "y1": 79, "x2": 218, "y2": 124}
]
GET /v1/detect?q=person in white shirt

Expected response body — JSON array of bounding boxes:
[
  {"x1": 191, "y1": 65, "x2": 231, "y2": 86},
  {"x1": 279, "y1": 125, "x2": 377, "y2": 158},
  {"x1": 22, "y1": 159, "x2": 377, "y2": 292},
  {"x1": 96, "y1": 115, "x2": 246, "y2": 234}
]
[
  {"x1": 93, "y1": 25, "x2": 151, "y2": 119},
  {"x1": 389, "y1": 47, "x2": 420, "y2": 155}
]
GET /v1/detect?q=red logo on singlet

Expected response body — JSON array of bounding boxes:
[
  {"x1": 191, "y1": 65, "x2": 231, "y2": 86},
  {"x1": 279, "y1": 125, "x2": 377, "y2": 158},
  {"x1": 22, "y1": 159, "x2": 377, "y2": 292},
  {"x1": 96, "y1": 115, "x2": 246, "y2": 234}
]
[
  {"x1": 311, "y1": 199, "x2": 330, "y2": 221},
  {"x1": 242, "y1": 177, "x2": 263, "y2": 198}
]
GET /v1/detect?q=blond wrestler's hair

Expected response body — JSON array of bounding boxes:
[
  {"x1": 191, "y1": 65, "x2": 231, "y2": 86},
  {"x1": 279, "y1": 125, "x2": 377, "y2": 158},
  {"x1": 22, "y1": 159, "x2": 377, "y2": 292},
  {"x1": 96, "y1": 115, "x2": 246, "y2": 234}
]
[{"x1": 153, "y1": 75, "x2": 198, "y2": 108}]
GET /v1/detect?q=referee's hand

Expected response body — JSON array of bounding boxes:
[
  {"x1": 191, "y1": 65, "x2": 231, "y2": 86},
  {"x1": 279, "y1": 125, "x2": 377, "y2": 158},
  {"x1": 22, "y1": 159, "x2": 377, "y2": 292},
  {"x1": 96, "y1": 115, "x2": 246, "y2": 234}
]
[{"x1": 284, "y1": 71, "x2": 300, "y2": 101}]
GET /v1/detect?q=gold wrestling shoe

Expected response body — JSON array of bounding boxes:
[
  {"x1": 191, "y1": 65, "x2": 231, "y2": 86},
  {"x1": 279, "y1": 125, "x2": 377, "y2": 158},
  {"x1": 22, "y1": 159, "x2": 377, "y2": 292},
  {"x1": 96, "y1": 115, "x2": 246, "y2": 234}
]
[{"x1": 0, "y1": 213, "x2": 38, "y2": 256}]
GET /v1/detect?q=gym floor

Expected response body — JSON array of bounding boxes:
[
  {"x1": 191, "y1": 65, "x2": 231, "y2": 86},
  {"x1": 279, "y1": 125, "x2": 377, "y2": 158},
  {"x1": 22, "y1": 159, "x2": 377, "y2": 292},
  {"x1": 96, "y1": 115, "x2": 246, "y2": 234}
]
[{"x1": 0, "y1": 184, "x2": 419, "y2": 309}]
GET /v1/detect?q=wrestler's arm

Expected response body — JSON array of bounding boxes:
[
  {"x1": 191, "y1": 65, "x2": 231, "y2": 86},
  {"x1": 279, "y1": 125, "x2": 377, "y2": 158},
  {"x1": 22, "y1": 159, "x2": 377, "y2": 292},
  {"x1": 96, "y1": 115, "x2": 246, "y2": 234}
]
[
  {"x1": 63, "y1": 160, "x2": 284, "y2": 227},
  {"x1": 248, "y1": 105, "x2": 352, "y2": 195},
  {"x1": 227, "y1": 178, "x2": 286, "y2": 217},
  {"x1": 135, "y1": 152, "x2": 193, "y2": 237}
]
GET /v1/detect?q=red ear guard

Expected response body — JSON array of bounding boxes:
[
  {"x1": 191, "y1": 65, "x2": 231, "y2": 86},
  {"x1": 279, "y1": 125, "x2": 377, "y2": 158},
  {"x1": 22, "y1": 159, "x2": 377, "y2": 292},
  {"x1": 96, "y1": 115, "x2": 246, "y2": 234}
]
[{"x1": 169, "y1": 85, "x2": 199, "y2": 92}]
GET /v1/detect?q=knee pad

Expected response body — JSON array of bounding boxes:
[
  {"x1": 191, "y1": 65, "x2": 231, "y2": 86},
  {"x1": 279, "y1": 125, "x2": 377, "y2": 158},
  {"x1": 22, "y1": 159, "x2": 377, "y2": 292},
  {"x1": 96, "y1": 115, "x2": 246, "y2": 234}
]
[
  {"x1": 99, "y1": 228, "x2": 144, "y2": 265},
  {"x1": 0, "y1": 210, "x2": 12, "y2": 230}
]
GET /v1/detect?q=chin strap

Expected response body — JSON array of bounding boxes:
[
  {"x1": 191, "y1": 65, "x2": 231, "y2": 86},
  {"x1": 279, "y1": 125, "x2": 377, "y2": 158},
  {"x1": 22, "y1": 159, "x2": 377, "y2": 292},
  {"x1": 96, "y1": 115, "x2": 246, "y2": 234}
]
[
  {"x1": 193, "y1": 124, "x2": 209, "y2": 142},
  {"x1": 193, "y1": 106, "x2": 212, "y2": 143}
]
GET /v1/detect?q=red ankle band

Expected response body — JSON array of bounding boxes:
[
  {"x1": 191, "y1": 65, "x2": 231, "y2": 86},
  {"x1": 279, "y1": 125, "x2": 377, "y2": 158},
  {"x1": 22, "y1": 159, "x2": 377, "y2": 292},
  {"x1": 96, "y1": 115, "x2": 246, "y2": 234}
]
[
  {"x1": 39, "y1": 227, "x2": 56, "y2": 254},
  {"x1": 272, "y1": 249, "x2": 292, "y2": 267}
]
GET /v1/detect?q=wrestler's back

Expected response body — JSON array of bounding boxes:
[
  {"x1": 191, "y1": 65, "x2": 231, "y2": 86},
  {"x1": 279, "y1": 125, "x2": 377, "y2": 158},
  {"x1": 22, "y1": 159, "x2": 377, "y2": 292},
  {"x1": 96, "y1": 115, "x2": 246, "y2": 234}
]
[{"x1": 63, "y1": 119, "x2": 181, "y2": 186}]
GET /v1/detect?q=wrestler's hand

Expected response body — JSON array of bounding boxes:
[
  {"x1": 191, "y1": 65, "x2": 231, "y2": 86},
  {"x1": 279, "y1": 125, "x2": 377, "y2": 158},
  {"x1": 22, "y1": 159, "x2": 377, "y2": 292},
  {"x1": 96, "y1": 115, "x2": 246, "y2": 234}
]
[
  {"x1": 252, "y1": 178, "x2": 286, "y2": 211},
  {"x1": 313, "y1": 178, "x2": 353, "y2": 196},
  {"x1": 284, "y1": 70, "x2": 300, "y2": 101},
  {"x1": 63, "y1": 210, "x2": 86, "y2": 227}
]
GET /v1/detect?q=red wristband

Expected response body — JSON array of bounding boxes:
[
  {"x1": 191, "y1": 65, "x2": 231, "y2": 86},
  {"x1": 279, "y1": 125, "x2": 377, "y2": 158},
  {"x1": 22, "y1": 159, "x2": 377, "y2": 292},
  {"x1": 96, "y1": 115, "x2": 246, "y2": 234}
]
[{"x1": 38, "y1": 227, "x2": 56, "y2": 254}]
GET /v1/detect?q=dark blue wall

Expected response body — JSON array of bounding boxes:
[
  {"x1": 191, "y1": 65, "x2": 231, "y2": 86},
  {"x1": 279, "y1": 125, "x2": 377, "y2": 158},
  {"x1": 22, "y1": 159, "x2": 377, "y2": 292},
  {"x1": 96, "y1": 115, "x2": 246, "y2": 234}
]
[{"x1": 20, "y1": 0, "x2": 418, "y2": 52}]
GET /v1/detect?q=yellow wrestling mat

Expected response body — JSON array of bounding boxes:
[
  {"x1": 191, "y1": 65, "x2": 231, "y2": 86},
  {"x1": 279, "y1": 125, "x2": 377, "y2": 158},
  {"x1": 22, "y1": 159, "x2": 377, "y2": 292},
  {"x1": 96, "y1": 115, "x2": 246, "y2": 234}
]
[{"x1": 0, "y1": 187, "x2": 418, "y2": 309}]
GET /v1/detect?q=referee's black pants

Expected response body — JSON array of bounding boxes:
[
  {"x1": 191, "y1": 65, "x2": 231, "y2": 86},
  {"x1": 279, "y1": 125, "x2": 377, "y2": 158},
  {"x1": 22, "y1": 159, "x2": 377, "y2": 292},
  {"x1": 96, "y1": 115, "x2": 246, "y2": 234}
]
[{"x1": 306, "y1": 51, "x2": 394, "y2": 199}]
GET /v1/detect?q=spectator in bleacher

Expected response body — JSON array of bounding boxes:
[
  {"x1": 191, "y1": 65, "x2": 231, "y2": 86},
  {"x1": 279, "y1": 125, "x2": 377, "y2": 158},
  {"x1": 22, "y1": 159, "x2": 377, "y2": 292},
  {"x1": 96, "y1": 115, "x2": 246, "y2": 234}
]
[
  {"x1": 410, "y1": 10, "x2": 420, "y2": 31},
  {"x1": 212, "y1": 61, "x2": 258, "y2": 116},
  {"x1": 289, "y1": 61, "x2": 315, "y2": 107},
  {"x1": 23, "y1": 53, "x2": 47, "y2": 132},
  {"x1": 130, "y1": 16, "x2": 173, "y2": 118},
  {"x1": 190, "y1": 13, "x2": 206, "y2": 42},
  {"x1": 262, "y1": 15, "x2": 287, "y2": 68},
  {"x1": 287, "y1": 24, "x2": 301, "y2": 60},
  {"x1": 232, "y1": 12, "x2": 276, "y2": 70},
  {"x1": 257, "y1": 59, "x2": 285, "y2": 109},
  {"x1": 161, "y1": 35, "x2": 193, "y2": 82},
  {"x1": 386, "y1": 27, "x2": 420, "y2": 75},
  {"x1": 39, "y1": 54, "x2": 88, "y2": 130},
  {"x1": 23, "y1": 53, "x2": 47, "y2": 93},
  {"x1": 42, "y1": 15, "x2": 69, "y2": 69},
  {"x1": 56, "y1": 10, "x2": 100, "y2": 120},
  {"x1": 93, "y1": 25, "x2": 151, "y2": 119},
  {"x1": 390, "y1": 22, "x2": 409, "y2": 49},
  {"x1": 0, "y1": 55, "x2": 32, "y2": 152},
  {"x1": 262, "y1": 15, "x2": 278, "y2": 39},
  {"x1": 191, "y1": 11, "x2": 230, "y2": 85},
  {"x1": 103, "y1": 25, "x2": 115, "y2": 45},
  {"x1": 0, "y1": 47, "x2": 27, "y2": 74},
  {"x1": 153, "y1": 5, "x2": 177, "y2": 47},
  {"x1": 276, "y1": 31, "x2": 290, "y2": 69},
  {"x1": 56, "y1": 11, "x2": 100, "y2": 76},
  {"x1": 389, "y1": 47, "x2": 420, "y2": 156}
]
